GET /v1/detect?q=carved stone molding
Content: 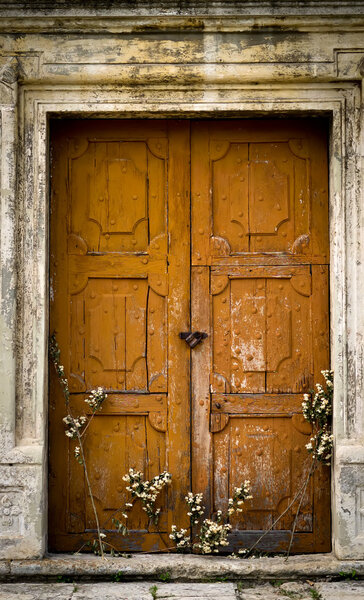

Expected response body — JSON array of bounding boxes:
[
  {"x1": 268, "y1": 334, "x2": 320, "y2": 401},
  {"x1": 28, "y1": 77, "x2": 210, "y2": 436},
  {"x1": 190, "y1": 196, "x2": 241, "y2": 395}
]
[
  {"x1": 0, "y1": 35, "x2": 363, "y2": 86},
  {"x1": 0, "y1": 466, "x2": 44, "y2": 558},
  {"x1": 0, "y1": 56, "x2": 19, "y2": 103},
  {"x1": 0, "y1": 4, "x2": 364, "y2": 36},
  {"x1": 0, "y1": 489, "x2": 22, "y2": 537},
  {"x1": 0, "y1": 56, "x2": 19, "y2": 87},
  {"x1": 356, "y1": 486, "x2": 364, "y2": 539},
  {"x1": 334, "y1": 49, "x2": 364, "y2": 77},
  {"x1": 0, "y1": 53, "x2": 40, "y2": 102}
]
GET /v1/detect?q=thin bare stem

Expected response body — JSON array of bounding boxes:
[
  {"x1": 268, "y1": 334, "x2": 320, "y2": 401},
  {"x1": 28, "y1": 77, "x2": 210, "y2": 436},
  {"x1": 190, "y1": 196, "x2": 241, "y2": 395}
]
[
  {"x1": 100, "y1": 539, "x2": 123, "y2": 554},
  {"x1": 80, "y1": 412, "x2": 96, "y2": 438},
  {"x1": 156, "y1": 527, "x2": 170, "y2": 551},
  {"x1": 50, "y1": 339, "x2": 105, "y2": 559},
  {"x1": 62, "y1": 409, "x2": 105, "y2": 559},
  {"x1": 74, "y1": 540, "x2": 90, "y2": 555},
  {"x1": 64, "y1": 404, "x2": 105, "y2": 559},
  {"x1": 76, "y1": 430, "x2": 105, "y2": 559},
  {"x1": 285, "y1": 459, "x2": 316, "y2": 560},
  {"x1": 141, "y1": 545, "x2": 176, "y2": 554},
  {"x1": 245, "y1": 459, "x2": 312, "y2": 556},
  {"x1": 100, "y1": 498, "x2": 137, "y2": 530}
]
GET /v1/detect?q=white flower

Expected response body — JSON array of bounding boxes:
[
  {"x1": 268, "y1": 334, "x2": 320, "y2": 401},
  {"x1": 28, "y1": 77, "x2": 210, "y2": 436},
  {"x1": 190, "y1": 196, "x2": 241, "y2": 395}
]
[
  {"x1": 85, "y1": 387, "x2": 107, "y2": 412},
  {"x1": 121, "y1": 468, "x2": 172, "y2": 523}
]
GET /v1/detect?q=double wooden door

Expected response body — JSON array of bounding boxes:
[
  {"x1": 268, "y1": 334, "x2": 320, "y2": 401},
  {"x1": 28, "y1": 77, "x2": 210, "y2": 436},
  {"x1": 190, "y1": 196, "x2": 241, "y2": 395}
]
[{"x1": 49, "y1": 119, "x2": 330, "y2": 553}]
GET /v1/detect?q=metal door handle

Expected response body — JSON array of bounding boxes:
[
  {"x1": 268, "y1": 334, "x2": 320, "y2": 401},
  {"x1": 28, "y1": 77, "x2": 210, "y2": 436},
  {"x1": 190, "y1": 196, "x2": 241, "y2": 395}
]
[{"x1": 179, "y1": 331, "x2": 208, "y2": 348}]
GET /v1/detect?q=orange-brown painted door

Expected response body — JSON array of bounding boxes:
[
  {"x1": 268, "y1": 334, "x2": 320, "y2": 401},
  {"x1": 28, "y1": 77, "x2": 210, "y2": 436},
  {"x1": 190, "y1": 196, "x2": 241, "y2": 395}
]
[
  {"x1": 49, "y1": 118, "x2": 330, "y2": 554},
  {"x1": 191, "y1": 120, "x2": 330, "y2": 553},
  {"x1": 49, "y1": 120, "x2": 190, "y2": 551}
]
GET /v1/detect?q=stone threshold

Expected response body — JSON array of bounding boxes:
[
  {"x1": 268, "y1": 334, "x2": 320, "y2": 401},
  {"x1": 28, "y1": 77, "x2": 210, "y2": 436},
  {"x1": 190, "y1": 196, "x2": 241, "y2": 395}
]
[{"x1": 1, "y1": 553, "x2": 364, "y2": 583}]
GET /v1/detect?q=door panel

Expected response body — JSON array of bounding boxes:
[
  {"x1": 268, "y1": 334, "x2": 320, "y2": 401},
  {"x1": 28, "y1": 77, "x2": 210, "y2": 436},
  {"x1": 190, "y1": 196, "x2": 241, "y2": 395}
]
[
  {"x1": 192, "y1": 120, "x2": 329, "y2": 266},
  {"x1": 210, "y1": 265, "x2": 328, "y2": 394},
  {"x1": 49, "y1": 120, "x2": 190, "y2": 552},
  {"x1": 68, "y1": 133, "x2": 167, "y2": 253},
  {"x1": 191, "y1": 120, "x2": 330, "y2": 553},
  {"x1": 69, "y1": 266, "x2": 167, "y2": 392}
]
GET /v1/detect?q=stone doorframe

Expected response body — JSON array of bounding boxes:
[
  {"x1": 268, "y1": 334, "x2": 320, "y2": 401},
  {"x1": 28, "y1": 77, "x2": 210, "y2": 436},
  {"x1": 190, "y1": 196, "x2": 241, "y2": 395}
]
[{"x1": 0, "y1": 78, "x2": 363, "y2": 560}]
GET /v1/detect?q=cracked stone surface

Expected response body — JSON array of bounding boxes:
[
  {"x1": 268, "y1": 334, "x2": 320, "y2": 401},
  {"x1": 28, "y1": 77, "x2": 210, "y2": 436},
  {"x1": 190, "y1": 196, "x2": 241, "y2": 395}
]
[
  {"x1": 0, "y1": 582, "x2": 152, "y2": 600},
  {"x1": 1, "y1": 582, "x2": 364, "y2": 599},
  {"x1": 315, "y1": 582, "x2": 364, "y2": 599},
  {"x1": 147, "y1": 582, "x2": 237, "y2": 598},
  {"x1": 0, "y1": 583, "x2": 236, "y2": 599},
  {"x1": 0, "y1": 583, "x2": 74, "y2": 600},
  {"x1": 6, "y1": 554, "x2": 364, "y2": 581},
  {"x1": 236, "y1": 581, "x2": 314, "y2": 599}
]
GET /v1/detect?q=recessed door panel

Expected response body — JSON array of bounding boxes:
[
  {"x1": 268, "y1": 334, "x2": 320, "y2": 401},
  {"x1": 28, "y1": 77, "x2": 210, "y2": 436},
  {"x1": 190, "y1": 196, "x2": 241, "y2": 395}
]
[{"x1": 192, "y1": 120, "x2": 329, "y2": 265}]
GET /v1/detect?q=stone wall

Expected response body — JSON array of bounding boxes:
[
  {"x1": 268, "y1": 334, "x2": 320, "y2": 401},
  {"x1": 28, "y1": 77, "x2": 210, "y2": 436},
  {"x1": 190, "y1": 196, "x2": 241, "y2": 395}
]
[{"x1": 0, "y1": 0, "x2": 363, "y2": 559}]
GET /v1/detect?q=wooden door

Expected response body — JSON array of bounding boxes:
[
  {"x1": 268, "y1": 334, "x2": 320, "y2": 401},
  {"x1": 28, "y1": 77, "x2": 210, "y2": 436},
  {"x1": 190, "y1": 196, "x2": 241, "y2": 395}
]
[
  {"x1": 191, "y1": 120, "x2": 330, "y2": 553},
  {"x1": 49, "y1": 118, "x2": 330, "y2": 554},
  {"x1": 49, "y1": 120, "x2": 190, "y2": 551}
]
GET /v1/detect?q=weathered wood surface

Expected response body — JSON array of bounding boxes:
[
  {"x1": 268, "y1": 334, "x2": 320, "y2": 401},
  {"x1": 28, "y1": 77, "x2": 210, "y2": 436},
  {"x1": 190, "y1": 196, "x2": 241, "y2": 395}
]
[
  {"x1": 191, "y1": 120, "x2": 330, "y2": 553},
  {"x1": 49, "y1": 119, "x2": 330, "y2": 553},
  {"x1": 49, "y1": 120, "x2": 182, "y2": 551}
]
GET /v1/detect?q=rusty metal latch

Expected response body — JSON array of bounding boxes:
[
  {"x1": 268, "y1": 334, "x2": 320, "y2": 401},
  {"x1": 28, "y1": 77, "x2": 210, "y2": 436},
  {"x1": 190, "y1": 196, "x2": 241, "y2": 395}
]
[{"x1": 179, "y1": 331, "x2": 208, "y2": 348}]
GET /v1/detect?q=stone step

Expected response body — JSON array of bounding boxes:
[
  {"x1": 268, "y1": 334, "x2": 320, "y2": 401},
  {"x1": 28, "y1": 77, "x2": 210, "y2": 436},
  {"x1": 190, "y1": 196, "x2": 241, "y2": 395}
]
[
  {"x1": 2, "y1": 554, "x2": 364, "y2": 583},
  {"x1": 1, "y1": 581, "x2": 364, "y2": 600}
]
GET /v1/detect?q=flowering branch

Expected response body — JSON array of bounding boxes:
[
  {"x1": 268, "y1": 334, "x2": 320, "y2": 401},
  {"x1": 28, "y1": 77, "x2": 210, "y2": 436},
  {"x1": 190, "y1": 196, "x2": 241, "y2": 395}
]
[
  {"x1": 170, "y1": 481, "x2": 252, "y2": 554},
  {"x1": 122, "y1": 468, "x2": 172, "y2": 524},
  {"x1": 186, "y1": 492, "x2": 205, "y2": 526},
  {"x1": 49, "y1": 334, "x2": 107, "y2": 558},
  {"x1": 50, "y1": 329, "x2": 333, "y2": 559},
  {"x1": 302, "y1": 369, "x2": 333, "y2": 465},
  {"x1": 245, "y1": 369, "x2": 333, "y2": 560},
  {"x1": 284, "y1": 369, "x2": 333, "y2": 558},
  {"x1": 105, "y1": 468, "x2": 173, "y2": 552}
]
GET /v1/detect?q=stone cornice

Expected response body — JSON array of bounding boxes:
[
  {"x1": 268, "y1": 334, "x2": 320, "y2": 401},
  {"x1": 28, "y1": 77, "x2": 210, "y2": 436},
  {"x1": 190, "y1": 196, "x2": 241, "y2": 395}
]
[
  {"x1": 0, "y1": 15, "x2": 364, "y2": 34},
  {"x1": 0, "y1": 0, "x2": 364, "y2": 14}
]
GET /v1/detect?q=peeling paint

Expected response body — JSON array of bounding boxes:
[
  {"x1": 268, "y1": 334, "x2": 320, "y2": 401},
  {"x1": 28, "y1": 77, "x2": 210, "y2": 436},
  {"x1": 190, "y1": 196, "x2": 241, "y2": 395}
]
[{"x1": 0, "y1": 2, "x2": 362, "y2": 560}]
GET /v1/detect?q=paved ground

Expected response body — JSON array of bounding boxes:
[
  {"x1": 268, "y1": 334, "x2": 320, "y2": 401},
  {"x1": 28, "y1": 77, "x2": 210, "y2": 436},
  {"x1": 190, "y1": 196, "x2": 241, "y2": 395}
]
[{"x1": 0, "y1": 581, "x2": 364, "y2": 599}]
